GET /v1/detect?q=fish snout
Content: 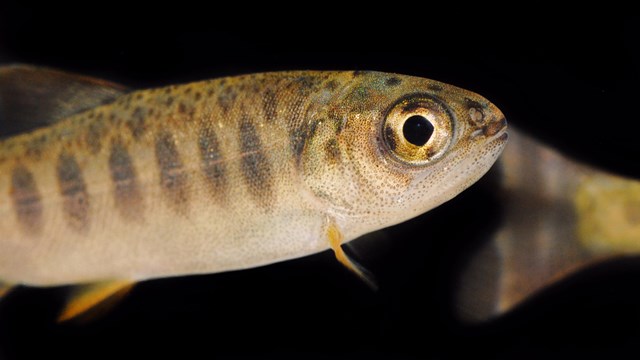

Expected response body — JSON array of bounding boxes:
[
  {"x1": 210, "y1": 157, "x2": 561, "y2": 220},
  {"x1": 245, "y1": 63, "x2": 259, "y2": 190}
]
[
  {"x1": 467, "y1": 102, "x2": 507, "y2": 140},
  {"x1": 483, "y1": 116, "x2": 507, "y2": 138}
]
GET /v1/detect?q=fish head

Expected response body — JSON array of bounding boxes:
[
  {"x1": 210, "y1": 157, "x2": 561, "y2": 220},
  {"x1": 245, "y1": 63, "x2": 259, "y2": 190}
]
[{"x1": 300, "y1": 71, "x2": 508, "y2": 240}]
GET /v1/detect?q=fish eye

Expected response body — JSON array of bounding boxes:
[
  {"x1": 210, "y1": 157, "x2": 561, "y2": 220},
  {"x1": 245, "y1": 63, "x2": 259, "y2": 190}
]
[
  {"x1": 382, "y1": 95, "x2": 453, "y2": 165},
  {"x1": 402, "y1": 115, "x2": 434, "y2": 146}
]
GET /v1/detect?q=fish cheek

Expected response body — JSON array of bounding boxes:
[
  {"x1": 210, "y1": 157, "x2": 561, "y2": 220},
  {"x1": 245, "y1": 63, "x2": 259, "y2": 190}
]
[{"x1": 300, "y1": 119, "x2": 349, "y2": 205}]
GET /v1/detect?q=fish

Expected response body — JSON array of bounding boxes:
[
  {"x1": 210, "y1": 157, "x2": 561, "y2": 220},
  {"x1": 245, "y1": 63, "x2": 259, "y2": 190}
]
[
  {"x1": 0, "y1": 65, "x2": 507, "y2": 321},
  {"x1": 455, "y1": 126, "x2": 640, "y2": 322}
]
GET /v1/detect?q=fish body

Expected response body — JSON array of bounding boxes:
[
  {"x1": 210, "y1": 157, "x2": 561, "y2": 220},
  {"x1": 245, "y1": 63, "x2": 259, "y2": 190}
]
[{"x1": 0, "y1": 67, "x2": 507, "y2": 289}]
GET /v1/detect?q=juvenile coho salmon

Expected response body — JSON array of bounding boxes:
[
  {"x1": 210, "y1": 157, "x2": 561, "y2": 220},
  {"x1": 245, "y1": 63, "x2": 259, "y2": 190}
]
[{"x1": 0, "y1": 66, "x2": 507, "y2": 320}]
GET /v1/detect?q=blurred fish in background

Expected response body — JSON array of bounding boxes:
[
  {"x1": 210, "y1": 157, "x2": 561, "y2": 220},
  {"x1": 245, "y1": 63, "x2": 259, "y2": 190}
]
[{"x1": 456, "y1": 126, "x2": 640, "y2": 322}]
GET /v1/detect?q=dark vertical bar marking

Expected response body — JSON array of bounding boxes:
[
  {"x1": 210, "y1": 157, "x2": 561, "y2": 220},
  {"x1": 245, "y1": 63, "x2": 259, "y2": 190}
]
[
  {"x1": 56, "y1": 153, "x2": 90, "y2": 232},
  {"x1": 288, "y1": 96, "x2": 309, "y2": 164},
  {"x1": 10, "y1": 166, "x2": 43, "y2": 236},
  {"x1": 86, "y1": 119, "x2": 106, "y2": 154},
  {"x1": 198, "y1": 124, "x2": 226, "y2": 199},
  {"x1": 262, "y1": 89, "x2": 278, "y2": 123},
  {"x1": 239, "y1": 116, "x2": 273, "y2": 208},
  {"x1": 128, "y1": 106, "x2": 147, "y2": 140},
  {"x1": 217, "y1": 87, "x2": 237, "y2": 114},
  {"x1": 109, "y1": 141, "x2": 144, "y2": 221},
  {"x1": 155, "y1": 132, "x2": 189, "y2": 211}
]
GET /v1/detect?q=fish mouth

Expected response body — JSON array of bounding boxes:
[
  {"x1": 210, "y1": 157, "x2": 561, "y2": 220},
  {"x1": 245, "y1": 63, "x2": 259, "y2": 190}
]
[
  {"x1": 483, "y1": 117, "x2": 507, "y2": 138},
  {"x1": 486, "y1": 129, "x2": 508, "y2": 153},
  {"x1": 485, "y1": 116, "x2": 508, "y2": 145},
  {"x1": 469, "y1": 116, "x2": 507, "y2": 143},
  {"x1": 493, "y1": 129, "x2": 508, "y2": 143}
]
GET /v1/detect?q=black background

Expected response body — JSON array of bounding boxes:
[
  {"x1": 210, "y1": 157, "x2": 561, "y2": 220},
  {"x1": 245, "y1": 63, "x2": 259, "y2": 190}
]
[{"x1": 1, "y1": 10, "x2": 640, "y2": 360}]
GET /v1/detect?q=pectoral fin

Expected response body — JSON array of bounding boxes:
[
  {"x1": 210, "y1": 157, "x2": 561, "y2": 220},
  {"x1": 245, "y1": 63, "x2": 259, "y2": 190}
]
[
  {"x1": 327, "y1": 222, "x2": 377, "y2": 290},
  {"x1": 58, "y1": 280, "x2": 135, "y2": 322}
]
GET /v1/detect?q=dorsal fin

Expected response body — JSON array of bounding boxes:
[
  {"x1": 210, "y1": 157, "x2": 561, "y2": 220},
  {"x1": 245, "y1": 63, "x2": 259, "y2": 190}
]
[{"x1": 0, "y1": 65, "x2": 129, "y2": 138}]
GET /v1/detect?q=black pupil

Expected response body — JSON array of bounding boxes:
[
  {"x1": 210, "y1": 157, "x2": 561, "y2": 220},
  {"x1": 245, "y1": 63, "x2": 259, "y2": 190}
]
[{"x1": 402, "y1": 115, "x2": 434, "y2": 146}]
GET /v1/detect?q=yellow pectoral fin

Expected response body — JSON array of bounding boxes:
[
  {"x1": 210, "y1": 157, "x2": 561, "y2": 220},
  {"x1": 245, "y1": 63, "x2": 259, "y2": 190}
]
[
  {"x1": 327, "y1": 222, "x2": 378, "y2": 290},
  {"x1": 58, "y1": 280, "x2": 135, "y2": 322}
]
